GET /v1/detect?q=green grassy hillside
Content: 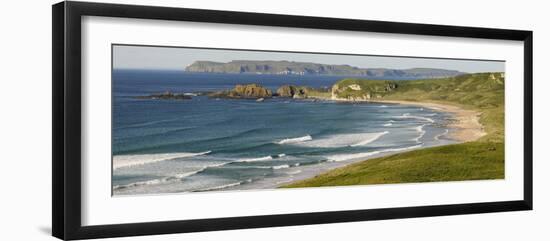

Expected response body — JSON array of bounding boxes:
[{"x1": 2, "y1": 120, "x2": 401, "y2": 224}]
[{"x1": 283, "y1": 72, "x2": 505, "y2": 188}]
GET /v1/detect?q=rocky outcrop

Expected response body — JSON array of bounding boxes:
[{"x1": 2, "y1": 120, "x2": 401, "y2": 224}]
[
  {"x1": 276, "y1": 85, "x2": 296, "y2": 97},
  {"x1": 208, "y1": 84, "x2": 272, "y2": 99},
  {"x1": 331, "y1": 81, "x2": 398, "y2": 101},
  {"x1": 276, "y1": 85, "x2": 309, "y2": 98},
  {"x1": 135, "y1": 91, "x2": 192, "y2": 100}
]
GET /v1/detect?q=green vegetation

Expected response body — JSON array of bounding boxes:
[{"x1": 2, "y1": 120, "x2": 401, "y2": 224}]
[
  {"x1": 303, "y1": 88, "x2": 332, "y2": 98},
  {"x1": 332, "y1": 73, "x2": 504, "y2": 142},
  {"x1": 283, "y1": 72, "x2": 505, "y2": 188},
  {"x1": 286, "y1": 142, "x2": 504, "y2": 187},
  {"x1": 208, "y1": 83, "x2": 273, "y2": 99},
  {"x1": 276, "y1": 85, "x2": 333, "y2": 99}
]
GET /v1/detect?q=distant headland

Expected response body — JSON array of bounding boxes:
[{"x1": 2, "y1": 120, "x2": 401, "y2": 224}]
[{"x1": 184, "y1": 60, "x2": 465, "y2": 79}]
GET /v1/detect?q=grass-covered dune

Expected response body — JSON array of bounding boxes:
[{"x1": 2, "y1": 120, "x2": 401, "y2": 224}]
[{"x1": 283, "y1": 72, "x2": 505, "y2": 188}]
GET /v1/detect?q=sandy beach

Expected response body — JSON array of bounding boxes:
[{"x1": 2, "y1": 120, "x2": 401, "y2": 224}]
[
  {"x1": 370, "y1": 100, "x2": 486, "y2": 142},
  {"x1": 309, "y1": 96, "x2": 487, "y2": 143}
]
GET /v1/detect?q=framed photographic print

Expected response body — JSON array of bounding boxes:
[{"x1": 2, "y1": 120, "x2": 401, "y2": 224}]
[{"x1": 52, "y1": 1, "x2": 533, "y2": 240}]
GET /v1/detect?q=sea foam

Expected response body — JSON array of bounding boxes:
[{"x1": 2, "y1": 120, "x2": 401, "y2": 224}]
[
  {"x1": 113, "y1": 160, "x2": 228, "y2": 190},
  {"x1": 272, "y1": 164, "x2": 290, "y2": 170},
  {"x1": 195, "y1": 181, "x2": 244, "y2": 192},
  {"x1": 113, "y1": 151, "x2": 211, "y2": 170},
  {"x1": 238, "y1": 156, "x2": 273, "y2": 162},
  {"x1": 276, "y1": 135, "x2": 312, "y2": 144},
  {"x1": 291, "y1": 131, "x2": 388, "y2": 148},
  {"x1": 349, "y1": 131, "x2": 389, "y2": 147},
  {"x1": 393, "y1": 113, "x2": 435, "y2": 123},
  {"x1": 413, "y1": 125, "x2": 427, "y2": 143},
  {"x1": 434, "y1": 129, "x2": 449, "y2": 140}
]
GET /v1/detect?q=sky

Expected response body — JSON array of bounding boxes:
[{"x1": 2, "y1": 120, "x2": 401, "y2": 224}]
[{"x1": 112, "y1": 45, "x2": 504, "y2": 73}]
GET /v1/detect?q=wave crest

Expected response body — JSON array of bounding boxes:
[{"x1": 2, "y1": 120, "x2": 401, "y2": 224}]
[
  {"x1": 238, "y1": 156, "x2": 273, "y2": 162},
  {"x1": 413, "y1": 125, "x2": 427, "y2": 143},
  {"x1": 289, "y1": 131, "x2": 389, "y2": 148},
  {"x1": 276, "y1": 135, "x2": 312, "y2": 144},
  {"x1": 349, "y1": 131, "x2": 389, "y2": 147},
  {"x1": 113, "y1": 151, "x2": 211, "y2": 170},
  {"x1": 393, "y1": 113, "x2": 435, "y2": 123}
]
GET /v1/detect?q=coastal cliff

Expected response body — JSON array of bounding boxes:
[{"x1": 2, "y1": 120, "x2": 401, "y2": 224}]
[
  {"x1": 185, "y1": 60, "x2": 464, "y2": 79},
  {"x1": 276, "y1": 85, "x2": 310, "y2": 98}
]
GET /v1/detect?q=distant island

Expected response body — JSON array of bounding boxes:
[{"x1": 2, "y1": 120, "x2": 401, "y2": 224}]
[
  {"x1": 135, "y1": 91, "x2": 193, "y2": 100},
  {"x1": 184, "y1": 60, "x2": 465, "y2": 79}
]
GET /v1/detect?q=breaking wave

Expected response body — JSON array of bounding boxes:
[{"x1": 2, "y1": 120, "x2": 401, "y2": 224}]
[
  {"x1": 113, "y1": 151, "x2": 212, "y2": 170},
  {"x1": 272, "y1": 164, "x2": 290, "y2": 170},
  {"x1": 413, "y1": 125, "x2": 427, "y2": 143},
  {"x1": 276, "y1": 135, "x2": 313, "y2": 144},
  {"x1": 289, "y1": 131, "x2": 388, "y2": 148},
  {"x1": 349, "y1": 131, "x2": 389, "y2": 147},
  {"x1": 393, "y1": 113, "x2": 435, "y2": 123},
  {"x1": 237, "y1": 156, "x2": 273, "y2": 162},
  {"x1": 194, "y1": 181, "x2": 246, "y2": 192},
  {"x1": 434, "y1": 129, "x2": 449, "y2": 140}
]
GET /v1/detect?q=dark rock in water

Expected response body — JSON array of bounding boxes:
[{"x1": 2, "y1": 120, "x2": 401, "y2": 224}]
[
  {"x1": 135, "y1": 91, "x2": 192, "y2": 100},
  {"x1": 208, "y1": 84, "x2": 273, "y2": 99}
]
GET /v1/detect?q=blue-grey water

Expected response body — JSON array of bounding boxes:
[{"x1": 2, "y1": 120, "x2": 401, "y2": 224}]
[{"x1": 113, "y1": 70, "x2": 454, "y2": 195}]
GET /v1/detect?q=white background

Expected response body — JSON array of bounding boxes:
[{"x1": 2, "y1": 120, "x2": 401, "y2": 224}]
[{"x1": 0, "y1": 0, "x2": 548, "y2": 240}]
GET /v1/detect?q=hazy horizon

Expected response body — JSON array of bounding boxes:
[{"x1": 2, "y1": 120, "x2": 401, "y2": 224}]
[{"x1": 113, "y1": 45, "x2": 505, "y2": 73}]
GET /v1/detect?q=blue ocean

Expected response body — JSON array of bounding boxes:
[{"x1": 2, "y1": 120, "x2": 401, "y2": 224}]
[{"x1": 112, "y1": 70, "x2": 454, "y2": 195}]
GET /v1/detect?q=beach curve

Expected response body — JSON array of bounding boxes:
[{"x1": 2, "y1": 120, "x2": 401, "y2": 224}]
[
  {"x1": 274, "y1": 99, "x2": 488, "y2": 188},
  {"x1": 370, "y1": 100, "x2": 487, "y2": 143}
]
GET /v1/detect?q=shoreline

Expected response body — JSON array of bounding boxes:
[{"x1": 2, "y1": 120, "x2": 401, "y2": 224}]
[
  {"x1": 304, "y1": 96, "x2": 486, "y2": 142},
  {"x1": 366, "y1": 99, "x2": 486, "y2": 142},
  {"x1": 272, "y1": 98, "x2": 487, "y2": 188}
]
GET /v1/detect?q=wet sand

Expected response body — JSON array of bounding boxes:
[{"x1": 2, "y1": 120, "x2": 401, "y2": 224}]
[{"x1": 371, "y1": 100, "x2": 486, "y2": 142}]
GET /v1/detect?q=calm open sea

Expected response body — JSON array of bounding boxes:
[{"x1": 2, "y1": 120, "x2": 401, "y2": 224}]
[{"x1": 112, "y1": 70, "x2": 454, "y2": 195}]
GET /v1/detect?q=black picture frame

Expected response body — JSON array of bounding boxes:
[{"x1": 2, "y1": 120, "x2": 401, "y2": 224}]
[{"x1": 52, "y1": 1, "x2": 533, "y2": 240}]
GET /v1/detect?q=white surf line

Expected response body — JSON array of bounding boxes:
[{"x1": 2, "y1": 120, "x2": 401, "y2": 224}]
[
  {"x1": 413, "y1": 125, "x2": 427, "y2": 143},
  {"x1": 349, "y1": 131, "x2": 389, "y2": 147},
  {"x1": 434, "y1": 129, "x2": 449, "y2": 141},
  {"x1": 275, "y1": 135, "x2": 312, "y2": 144},
  {"x1": 113, "y1": 151, "x2": 211, "y2": 170},
  {"x1": 393, "y1": 112, "x2": 435, "y2": 123},
  {"x1": 113, "y1": 161, "x2": 229, "y2": 190},
  {"x1": 194, "y1": 179, "x2": 253, "y2": 192}
]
